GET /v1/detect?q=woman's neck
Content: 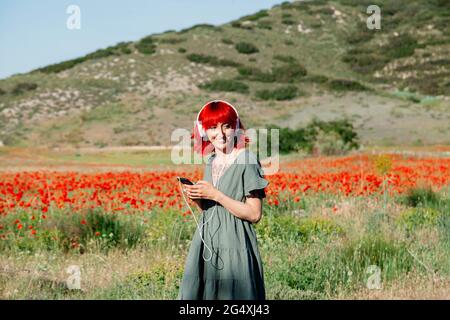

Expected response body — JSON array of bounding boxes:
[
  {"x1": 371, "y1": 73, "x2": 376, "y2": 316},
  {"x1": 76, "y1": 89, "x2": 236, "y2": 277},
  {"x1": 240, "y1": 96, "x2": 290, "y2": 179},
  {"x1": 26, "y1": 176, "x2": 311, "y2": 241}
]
[{"x1": 214, "y1": 146, "x2": 237, "y2": 161}]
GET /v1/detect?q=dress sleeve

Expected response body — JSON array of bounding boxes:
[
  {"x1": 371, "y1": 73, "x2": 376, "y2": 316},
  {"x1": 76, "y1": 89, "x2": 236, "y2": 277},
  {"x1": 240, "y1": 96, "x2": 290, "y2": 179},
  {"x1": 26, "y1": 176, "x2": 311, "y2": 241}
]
[{"x1": 243, "y1": 159, "x2": 269, "y2": 199}]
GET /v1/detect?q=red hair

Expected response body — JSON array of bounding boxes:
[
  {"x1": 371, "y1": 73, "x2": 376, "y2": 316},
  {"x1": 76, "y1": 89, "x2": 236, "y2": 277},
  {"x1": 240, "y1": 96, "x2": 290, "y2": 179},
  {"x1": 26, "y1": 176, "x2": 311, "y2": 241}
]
[{"x1": 191, "y1": 100, "x2": 250, "y2": 156}]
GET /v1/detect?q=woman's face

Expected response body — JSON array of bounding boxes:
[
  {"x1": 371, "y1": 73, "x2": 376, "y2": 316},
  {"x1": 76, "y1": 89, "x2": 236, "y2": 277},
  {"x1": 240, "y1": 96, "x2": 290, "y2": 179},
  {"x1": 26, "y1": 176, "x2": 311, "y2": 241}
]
[{"x1": 206, "y1": 122, "x2": 235, "y2": 152}]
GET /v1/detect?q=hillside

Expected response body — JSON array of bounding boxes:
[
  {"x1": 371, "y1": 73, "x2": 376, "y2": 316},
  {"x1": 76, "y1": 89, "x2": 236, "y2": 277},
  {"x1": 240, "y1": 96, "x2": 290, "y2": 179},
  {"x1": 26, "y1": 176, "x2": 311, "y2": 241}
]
[{"x1": 0, "y1": 0, "x2": 449, "y2": 148}]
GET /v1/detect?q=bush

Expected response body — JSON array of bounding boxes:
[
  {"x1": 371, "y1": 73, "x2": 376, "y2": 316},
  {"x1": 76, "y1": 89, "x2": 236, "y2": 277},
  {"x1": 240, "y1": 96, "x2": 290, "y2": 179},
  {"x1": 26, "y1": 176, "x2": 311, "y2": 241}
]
[
  {"x1": 199, "y1": 79, "x2": 249, "y2": 94},
  {"x1": 235, "y1": 42, "x2": 259, "y2": 54},
  {"x1": 135, "y1": 36, "x2": 157, "y2": 55},
  {"x1": 402, "y1": 187, "x2": 441, "y2": 208},
  {"x1": 298, "y1": 217, "x2": 345, "y2": 240},
  {"x1": 179, "y1": 24, "x2": 220, "y2": 33},
  {"x1": 92, "y1": 42, "x2": 133, "y2": 56},
  {"x1": 397, "y1": 207, "x2": 441, "y2": 232},
  {"x1": 306, "y1": 118, "x2": 360, "y2": 152},
  {"x1": 240, "y1": 10, "x2": 269, "y2": 21},
  {"x1": 237, "y1": 62, "x2": 307, "y2": 83},
  {"x1": 264, "y1": 124, "x2": 311, "y2": 154},
  {"x1": 265, "y1": 118, "x2": 360, "y2": 155},
  {"x1": 116, "y1": 42, "x2": 132, "y2": 54},
  {"x1": 312, "y1": 128, "x2": 355, "y2": 156},
  {"x1": 302, "y1": 74, "x2": 329, "y2": 84},
  {"x1": 221, "y1": 38, "x2": 234, "y2": 45},
  {"x1": 273, "y1": 55, "x2": 297, "y2": 64},
  {"x1": 12, "y1": 82, "x2": 38, "y2": 95},
  {"x1": 186, "y1": 53, "x2": 241, "y2": 67},
  {"x1": 237, "y1": 66, "x2": 276, "y2": 83},
  {"x1": 284, "y1": 40, "x2": 295, "y2": 46},
  {"x1": 231, "y1": 21, "x2": 243, "y2": 28},
  {"x1": 342, "y1": 51, "x2": 388, "y2": 74},
  {"x1": 343, "y1": 31, "x2": 420, "y2": 76},
  {"x1": 257, "y1": 21, "x2": 273, "y2": 30},
  {"x1": 34, "y1": 58, "x2": 85, "y2": 74},
  {"x1": 256, "y1": 85, "x2": 298, "y2": 101},
  {"x1": 383, "y1": 34, "x2": 419, "y2": 59},
  {"x1": 312, "y1": 7, "x2": 334, "y2": 15},
  {"x1": 272, "y1": 63, "x2": 307, "y2": 82},
  {"x1": 178, "y1": 47, "x2": 187, "y2": 54},
  {"x1": 34, "y1": 42, "x2": 133, "y2": 73},
  {"x1": 0, "y1": 87, "x2": 6, "y2": 95},
  {"x1": 157, "y1": 37, "x2": 186, "y2": 44},
  {"x1": 280, "y1": 1, "x2": 294, "y2": 10},
  {"x1": 256, "y1": 215, "x2": 344, "y2": 243},
  {"x1": 282, "y1": 18, "x2": 296, "y2": 25},
  {"x1": 328, "y1": 79, "x2": 369, "y2": 91}
]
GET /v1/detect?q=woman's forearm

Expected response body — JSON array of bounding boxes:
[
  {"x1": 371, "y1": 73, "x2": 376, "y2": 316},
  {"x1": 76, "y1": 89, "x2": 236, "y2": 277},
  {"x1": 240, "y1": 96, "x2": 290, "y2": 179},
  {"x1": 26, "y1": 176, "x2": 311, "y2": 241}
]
[{"x1": 214, "y1": 191, "x2": 259, "y2": 223}]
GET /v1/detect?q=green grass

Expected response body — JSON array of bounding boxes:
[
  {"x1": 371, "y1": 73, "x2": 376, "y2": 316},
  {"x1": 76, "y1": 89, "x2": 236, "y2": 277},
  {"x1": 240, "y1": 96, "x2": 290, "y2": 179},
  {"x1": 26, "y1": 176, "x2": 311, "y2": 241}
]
[
  {"x1": 47, "y1": 150, "x2": 175, "y2": 166},
  {"x1": 199, "y1": 79, "x2": 249, "y2": 94},
  {"x1": 256, "y1": 85, "x2": 299, "y2": 101}
]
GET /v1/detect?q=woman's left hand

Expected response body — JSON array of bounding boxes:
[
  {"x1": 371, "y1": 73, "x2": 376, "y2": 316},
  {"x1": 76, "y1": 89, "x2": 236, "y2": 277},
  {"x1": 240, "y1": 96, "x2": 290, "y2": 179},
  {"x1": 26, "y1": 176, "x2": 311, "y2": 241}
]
[{"x1": 183, "y1": 180, "x2": 222, "y2": 202}]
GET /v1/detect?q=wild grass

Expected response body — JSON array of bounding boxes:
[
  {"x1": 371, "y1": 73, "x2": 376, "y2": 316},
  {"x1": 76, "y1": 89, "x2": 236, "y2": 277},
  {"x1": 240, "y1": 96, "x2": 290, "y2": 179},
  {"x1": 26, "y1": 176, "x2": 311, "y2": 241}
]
[{"x1": 1, "y1": 186, "x2": 448, "y2": 299}]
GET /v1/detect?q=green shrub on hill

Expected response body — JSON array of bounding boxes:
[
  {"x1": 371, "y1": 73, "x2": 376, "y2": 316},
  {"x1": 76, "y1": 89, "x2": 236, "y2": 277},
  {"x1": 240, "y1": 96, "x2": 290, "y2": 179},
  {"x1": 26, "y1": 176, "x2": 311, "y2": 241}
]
[
  {"x1": 237, "y1": 62, "x2": 307, "y2": 83},
  {"x1": 179, "y1": 24, "x2": 221, "y2": 33},
  {"x1": 265, "y1": 118, "x2": 359, "y2": 155},
  {"x1": 240, "y1": 10, "x2": 269, "y2": 21},
  {"x1": 235, "y1": 42, "x2": 259, "y2": 54},
  {"x1": 256, "y1": 85, "x2": 299, "y2": 101},
  {"x1": 135, "y1": 36, "x2": 157, "y2": 55},
  {"x1": 186, "y1": 53, "x2": 241, "y2": 67},
  {"x1": 34, "y1": 42, "x2": 133, "y2": 74},
  {"x1": 12, "y1": 82, "x2": 38, "y2": 95},
  {"x1": 328, "y1": 79, "x2": 369, "y2": 91}
]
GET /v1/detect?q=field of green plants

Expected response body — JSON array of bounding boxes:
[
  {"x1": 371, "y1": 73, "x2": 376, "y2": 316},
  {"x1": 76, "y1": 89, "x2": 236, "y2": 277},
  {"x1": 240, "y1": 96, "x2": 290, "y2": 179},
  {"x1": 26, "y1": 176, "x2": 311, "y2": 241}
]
[{"x1": 1, "y1": 181, "x2": 448, "y2": 299}]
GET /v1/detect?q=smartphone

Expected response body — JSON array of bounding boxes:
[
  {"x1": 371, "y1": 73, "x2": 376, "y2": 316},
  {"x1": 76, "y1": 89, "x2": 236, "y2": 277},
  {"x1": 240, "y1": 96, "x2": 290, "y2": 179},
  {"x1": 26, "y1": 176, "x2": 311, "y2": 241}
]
[{"x1": 177, "y1": 177, "x2": 195, "y2": 185}]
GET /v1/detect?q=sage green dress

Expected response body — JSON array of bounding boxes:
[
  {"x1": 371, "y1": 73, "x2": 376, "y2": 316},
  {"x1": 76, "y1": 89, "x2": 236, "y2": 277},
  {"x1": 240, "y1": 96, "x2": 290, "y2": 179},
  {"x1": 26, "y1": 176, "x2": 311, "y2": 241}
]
[{"x1": 178, "y1": 149, "x2": 269, "y2": 300}]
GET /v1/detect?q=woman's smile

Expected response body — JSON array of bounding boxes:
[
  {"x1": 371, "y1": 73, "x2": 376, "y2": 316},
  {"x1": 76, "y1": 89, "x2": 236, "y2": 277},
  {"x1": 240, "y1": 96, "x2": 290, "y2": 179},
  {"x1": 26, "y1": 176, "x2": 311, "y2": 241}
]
[{"x1": 207, "y1": 122, "x2": 235, "y2": 152}]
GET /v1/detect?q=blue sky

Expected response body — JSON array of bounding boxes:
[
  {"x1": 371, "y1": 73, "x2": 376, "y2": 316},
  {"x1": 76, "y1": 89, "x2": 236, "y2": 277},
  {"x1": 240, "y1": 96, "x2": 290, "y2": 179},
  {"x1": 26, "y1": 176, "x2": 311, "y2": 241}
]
[{"x1": 0, "y1": 0, "x2": 285, "y2": 79}]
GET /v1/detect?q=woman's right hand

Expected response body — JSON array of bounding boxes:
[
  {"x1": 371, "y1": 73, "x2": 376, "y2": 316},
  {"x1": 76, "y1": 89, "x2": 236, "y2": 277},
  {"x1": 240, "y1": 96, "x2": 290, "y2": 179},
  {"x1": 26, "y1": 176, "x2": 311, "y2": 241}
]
[{"x1": 183, "y1": 186, "x2": 204, "y2": 210}]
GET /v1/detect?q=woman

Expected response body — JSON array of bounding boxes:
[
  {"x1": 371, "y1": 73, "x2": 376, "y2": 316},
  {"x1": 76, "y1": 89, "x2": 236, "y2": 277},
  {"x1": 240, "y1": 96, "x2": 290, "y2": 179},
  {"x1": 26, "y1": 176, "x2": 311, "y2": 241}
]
[{"x1": 178, "y1": 100, "x2": 269, "y2": 300}]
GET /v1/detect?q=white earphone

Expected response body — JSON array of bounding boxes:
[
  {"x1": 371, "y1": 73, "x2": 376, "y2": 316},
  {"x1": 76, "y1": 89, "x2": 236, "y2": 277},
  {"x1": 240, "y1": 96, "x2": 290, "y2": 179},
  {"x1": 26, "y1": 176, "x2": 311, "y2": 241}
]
[{"x1": 196, "y1": 100, "x2": 240, "y2": 139}]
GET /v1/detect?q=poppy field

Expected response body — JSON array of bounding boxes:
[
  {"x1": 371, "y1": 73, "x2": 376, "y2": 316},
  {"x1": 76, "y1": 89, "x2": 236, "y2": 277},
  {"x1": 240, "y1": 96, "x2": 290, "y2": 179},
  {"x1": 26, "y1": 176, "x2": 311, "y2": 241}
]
[{"x1": 0, "y1": 149, "x2": 449, "y2": 299}]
